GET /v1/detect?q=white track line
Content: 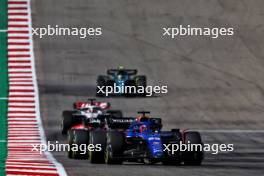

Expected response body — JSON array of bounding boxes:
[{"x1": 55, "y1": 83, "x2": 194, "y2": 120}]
[
  {"x1": 27, "y1": 0, "x2": 67, "y2": 175},
  {"x1": 5, "y1": 0, "x2": 67, "y2": 175}
]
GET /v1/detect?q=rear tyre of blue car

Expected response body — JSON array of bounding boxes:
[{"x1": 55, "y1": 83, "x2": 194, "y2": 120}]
[
  {"x1": 143, "y1": 158, "x2": 158, "y2": 165},
  {"x1": 183, "y1": 131, "x2": 203, "y2": 166},
  {"x1": 89, "y1": 130, "x2": 106, "y2": 163},
  {"x1": 105, "y1": 131, "x2": 124, "y2": 164},
  {"x1": 162, "y1": 130, "x2": 182, "y2": 165},
  {"x1": 162, "y1": 156, "x2": 181, "y2": 166}
]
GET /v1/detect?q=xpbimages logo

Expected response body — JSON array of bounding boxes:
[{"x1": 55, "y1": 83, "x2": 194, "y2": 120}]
[
  {"x1": 163, "y1": 142, "x2": 234, "y2": 155},
  {"x1": 97, "y1": 83, "x2": 168, "y2": 96},
  {"x1": 162, "y1": 25, "x2": 234, "y2": 39},
  {"x1": 32, "y1": 25, "x2": 102, "y2": 39},
  {"x1": 31, "y1": 141, "x2": 102, "y2": 154}
]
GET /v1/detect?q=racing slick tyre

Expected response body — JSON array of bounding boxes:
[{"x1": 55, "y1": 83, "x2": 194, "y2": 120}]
[
  {"x1": 143, "y1": 158, "x2": 158, "y2": 165},
  {"x1": 96, "y1": 75, "x2": 109, "y2": 97},
  {"x1": 162, "y1": 130, "x2": 182, "y2": 165},
  {"x1": 162, "y1": 159, "x2": 181, "y2": 166},
  {"x1": 68, "y1": 130, "x2": 74, "y2": 158},
  {"x1": 135, "y1": 75, "x2": 147, "y2": 96},
  {"x1": 171, "y1": 129, "x2": 182, "y2": 140},
  {"x1": 89, "y1": 130, "x2": 106, "y2": 163},
  {"x1": 183, "y1": 131, "x2": 203, "y2": 166},
  {"x1": 105, "y1": 130, "x2": 124, "y2": 164},
  {"x1": 124, "y1": 80, "x2": 136, "y2": 97},
  {"x1": 71, "y1": 129, "x2": 89, "y2": 159},
  {"x1": 171, "y1": 128, "x2": 180, "y2": 133},
  {"x1": 61, "y1": 111, "x2": 73, "y2": 135},
  {"x1": 106, "y1": 110, "x2": 123, "y2": 118}
]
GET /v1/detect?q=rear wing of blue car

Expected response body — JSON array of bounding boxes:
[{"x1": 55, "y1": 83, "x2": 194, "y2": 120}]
[
  {"x1": 106, "y1": 117, "x2": 136, "y2": 129},
  {"x1": 106, "y1": 117, "x2": 162, "y2": 130}
]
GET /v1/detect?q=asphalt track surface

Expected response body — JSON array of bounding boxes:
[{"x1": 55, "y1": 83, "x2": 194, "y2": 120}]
[{"x1": 32, "y1": 0, "x2": 264, "y2": 175}]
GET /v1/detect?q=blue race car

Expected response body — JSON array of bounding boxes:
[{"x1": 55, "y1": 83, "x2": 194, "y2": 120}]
[
  {"x1": 96, "y1": 66, "x2": 147, "y2": 96},
  {"x1": 70, "y1": 111, "x2": 203, "y2": 165},
  {"x1": 88, "y1": 111, "x2": 204, "y2": 165}
]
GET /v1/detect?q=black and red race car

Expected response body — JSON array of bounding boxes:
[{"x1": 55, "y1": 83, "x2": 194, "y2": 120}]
[{"x1": 61, "y1": 98, "x2": 122, "y2": 135}]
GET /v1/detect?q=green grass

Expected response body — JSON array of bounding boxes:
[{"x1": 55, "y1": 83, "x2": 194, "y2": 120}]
[
  {"x1": 0, "y1": 0, "x2": 7, "y2": 30},
  {"x1": 0, "y1": 0, "x2": 8, "y2": 175}
]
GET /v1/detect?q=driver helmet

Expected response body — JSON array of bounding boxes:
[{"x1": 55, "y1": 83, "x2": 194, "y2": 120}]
[
  {"x1": 117, "y1": 74, "x2": 123, "y2": 80},
  {"x1": 117, "y1": 66, "x2": 126, "y2": 77},
  {"x1": 136, "y1": 115, "x2": 150, "y2": 122},
  {"x1": 118, "y1": 65, "x2": 124, "y2": 70},
  {"x1": 139, "y1": 124, "x2": 148, "y2": 133}
]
